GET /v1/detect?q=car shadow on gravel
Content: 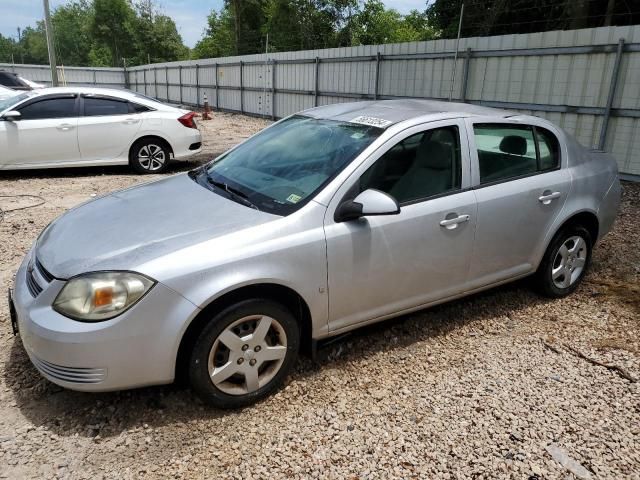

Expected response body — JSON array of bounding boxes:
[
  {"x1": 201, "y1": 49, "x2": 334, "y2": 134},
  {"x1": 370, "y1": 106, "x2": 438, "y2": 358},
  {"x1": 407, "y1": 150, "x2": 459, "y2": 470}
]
[
  {"x1": 0, "y1": 158, "x2": 209, "y2": 181},
  {"x1": 3, "y1": 278, "x2": 557, "y2": 439}
]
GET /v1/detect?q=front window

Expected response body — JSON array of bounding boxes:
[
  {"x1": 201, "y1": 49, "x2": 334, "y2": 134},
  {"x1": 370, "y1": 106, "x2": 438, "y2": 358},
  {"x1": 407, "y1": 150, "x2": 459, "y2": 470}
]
[
  {"x1": 359, "y1": 125, "x2": 462, "y2": 204},
  {"x1": 200, "y1": 115, "x2": 382, "y2": 215}
]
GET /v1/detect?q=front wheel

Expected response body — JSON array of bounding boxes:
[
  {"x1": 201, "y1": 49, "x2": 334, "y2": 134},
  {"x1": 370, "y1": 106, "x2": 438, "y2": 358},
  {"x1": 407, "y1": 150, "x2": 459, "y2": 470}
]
[
  {"x1": 534, "y1": 225, "x2": 592, "y2": 298},
  {"x1": 129, "y1": 139, "x2": 170, "y2": 174},
  {"x1": 189, "y1": 299, "x2": 300, "y2": 408}
]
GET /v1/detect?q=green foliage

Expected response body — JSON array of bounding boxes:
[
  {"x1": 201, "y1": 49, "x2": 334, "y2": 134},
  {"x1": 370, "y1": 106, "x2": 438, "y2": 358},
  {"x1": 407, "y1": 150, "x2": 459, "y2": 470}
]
[
  {"x1": 193, "y1": 9, "x2": 235, "y2": 59},
  {"x1": 426, "y1": 0, "x2": 638, "y2": 39},
  {"x1": 348, "y1": 0, "x2": 436, "y2": 45},
  {"x1": 5, "y1": 0, "x2": 189, "y2": 67},
  {"x1": 196, "y1": 0, "x2": 436, "y2": 57}
]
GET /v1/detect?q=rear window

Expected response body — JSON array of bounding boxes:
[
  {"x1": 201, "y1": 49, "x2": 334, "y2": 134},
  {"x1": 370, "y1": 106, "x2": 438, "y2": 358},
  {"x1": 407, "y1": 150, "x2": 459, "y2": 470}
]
[
  {"x1": 474, "y1": 124, "x2": 560, "y2": 184},
  {"x1": 84, "y1": 97, "x2": 129, "y2": 116}
]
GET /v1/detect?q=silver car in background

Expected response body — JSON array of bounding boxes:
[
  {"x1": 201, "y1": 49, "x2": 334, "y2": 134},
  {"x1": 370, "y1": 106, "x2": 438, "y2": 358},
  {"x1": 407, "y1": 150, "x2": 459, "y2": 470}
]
[{"x1": 10, "y1": 100, "x2": 621, "y2": 408}]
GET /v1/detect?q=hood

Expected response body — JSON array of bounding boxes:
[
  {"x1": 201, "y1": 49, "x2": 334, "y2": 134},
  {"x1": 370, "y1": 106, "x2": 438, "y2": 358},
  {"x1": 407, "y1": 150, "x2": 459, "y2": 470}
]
[{"x1": 37, "y1": 173, "x2": 278, "y2": 278}]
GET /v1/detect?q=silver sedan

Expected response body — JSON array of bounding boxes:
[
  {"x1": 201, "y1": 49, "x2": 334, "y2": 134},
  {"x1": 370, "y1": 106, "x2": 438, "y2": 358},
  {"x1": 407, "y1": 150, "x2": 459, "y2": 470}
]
[{"x1": 11, "y1": 100, "x2": 621, "y2": 408}]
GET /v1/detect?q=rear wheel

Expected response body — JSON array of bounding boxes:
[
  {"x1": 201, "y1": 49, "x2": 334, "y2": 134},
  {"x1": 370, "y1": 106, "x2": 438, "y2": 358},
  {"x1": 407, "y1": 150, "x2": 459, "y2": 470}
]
[
  {"x1": 129, "y1": 138, "x2": 170, "y2": 174},
  {"x1": 189, "y1": 299, "x2": 300, "y2": 408},
  {"x1": 534, "y1": 225, "x2": 592, "y2": 298}
]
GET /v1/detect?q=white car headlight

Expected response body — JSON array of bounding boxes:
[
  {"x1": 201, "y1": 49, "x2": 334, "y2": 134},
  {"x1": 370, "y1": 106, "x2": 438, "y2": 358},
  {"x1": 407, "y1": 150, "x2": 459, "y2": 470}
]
[{"x1": 53, "y1": 272, "x2": 155, "y2": 321}]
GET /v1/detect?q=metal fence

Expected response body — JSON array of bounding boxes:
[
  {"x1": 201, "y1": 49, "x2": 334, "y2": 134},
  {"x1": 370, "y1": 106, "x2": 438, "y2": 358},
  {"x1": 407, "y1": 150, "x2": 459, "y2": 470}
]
[
  {"x1": 0, "y1": 63, "x2": 126, "y2": 88},
  {"x1": 2, "y1": 25, "x2": 640, "y2": 177}
]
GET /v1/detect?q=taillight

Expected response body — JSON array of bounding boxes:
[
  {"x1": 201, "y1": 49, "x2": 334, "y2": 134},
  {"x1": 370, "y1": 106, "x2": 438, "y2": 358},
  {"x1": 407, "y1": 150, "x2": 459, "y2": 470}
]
[{"x1": 178, "y1": 112, "x2": 197, "y2": 129}]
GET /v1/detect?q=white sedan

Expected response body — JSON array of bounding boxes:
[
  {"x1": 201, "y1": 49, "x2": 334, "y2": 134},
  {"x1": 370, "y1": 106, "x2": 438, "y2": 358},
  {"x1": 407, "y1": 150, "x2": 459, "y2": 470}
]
[{"x1": 0, "y1": 87, "x2": 202, "y2": 173}]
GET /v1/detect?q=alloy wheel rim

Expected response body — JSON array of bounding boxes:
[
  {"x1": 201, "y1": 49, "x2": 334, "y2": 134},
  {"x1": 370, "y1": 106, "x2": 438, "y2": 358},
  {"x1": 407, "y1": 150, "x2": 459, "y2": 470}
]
[
  {"x1": 138, "y1": 144, "x2": 165, "y2": 171},
  {"x1": 207, "y1": 315, "x2": 288, "y2": 396},
  {"x1": 552, "y1": 235, "x2": 587, "y2": 289}
]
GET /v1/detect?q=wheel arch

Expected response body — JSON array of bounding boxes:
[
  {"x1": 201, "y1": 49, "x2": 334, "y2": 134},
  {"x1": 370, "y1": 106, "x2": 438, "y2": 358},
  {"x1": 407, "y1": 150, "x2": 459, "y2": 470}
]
[
  {"x1": 129, "y1": 134, "x2": 175, "y2": 160},
  {"x1": 536, "y1": 209, "x2": 599, "y2": 270},
  {"x1": 174, "y1": 283, "x2": 313, "y2": 382}
]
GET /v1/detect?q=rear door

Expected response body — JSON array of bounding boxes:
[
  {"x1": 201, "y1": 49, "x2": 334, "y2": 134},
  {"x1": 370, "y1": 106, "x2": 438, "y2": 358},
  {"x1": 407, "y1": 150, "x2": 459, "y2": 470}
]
[
  {"x1": 77, "y1": 94, "x2": 143, "y2": 161},
  {"x1": 466, "y1": 118, "x2": 570, "y2": 288},
  {"x1": 2, "y1": 94, "x2": 80, "y2": 166}
]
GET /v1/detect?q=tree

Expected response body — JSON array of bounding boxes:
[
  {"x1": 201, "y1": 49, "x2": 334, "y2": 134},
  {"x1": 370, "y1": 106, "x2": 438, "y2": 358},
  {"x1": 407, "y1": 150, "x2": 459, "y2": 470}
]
[
  {"x1": 228, "y1": 0, "x2": 268, "y2": 55},
  {"x1": 51, "y1": 0, "x2": 93, "y2": 66},
  {"x1": 349, "y1": 0, "x2": 436, "y2": 45},
  {"x1": 91, "y1": 0, "x2": 137, "y2": 66},
  {"x1": 0, "y1": 34, "x2": 18, "y2": 63},
  {"x1": 427, "y1": 0, "x2": 640, "y2": 39},
  {"x1": 132, "y1": 1, "x2": 189, "y2": 64},
  {"x1": 193, "y1": 9, "x2": 235, "y2": 59}
]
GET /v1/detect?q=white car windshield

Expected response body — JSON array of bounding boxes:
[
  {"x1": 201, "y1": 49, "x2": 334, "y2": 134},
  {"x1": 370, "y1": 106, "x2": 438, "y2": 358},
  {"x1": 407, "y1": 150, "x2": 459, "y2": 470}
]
[
  {"x1": 200, "y1": 115, "x2": 382, "y2": 215},
  {"x1": 0, "y1": 92, "x2": 31, "y2": 113}
]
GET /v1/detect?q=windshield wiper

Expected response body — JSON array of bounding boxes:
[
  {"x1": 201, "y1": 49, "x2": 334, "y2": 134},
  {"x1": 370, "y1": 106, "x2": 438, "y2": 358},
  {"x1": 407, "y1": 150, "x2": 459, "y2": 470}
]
[{"x1": 205, "y1": 174, "x2": 260, "y2": 211}]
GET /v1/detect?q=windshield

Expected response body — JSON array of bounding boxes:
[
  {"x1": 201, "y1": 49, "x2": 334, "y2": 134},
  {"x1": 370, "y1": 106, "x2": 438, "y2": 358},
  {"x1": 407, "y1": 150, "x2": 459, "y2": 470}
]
[
  {"x1": 0, "y1": 92, "x2": 30, "y2": 113},
  {"x1": 201, "y1": 115, "x2": 382, "y2": 215}
]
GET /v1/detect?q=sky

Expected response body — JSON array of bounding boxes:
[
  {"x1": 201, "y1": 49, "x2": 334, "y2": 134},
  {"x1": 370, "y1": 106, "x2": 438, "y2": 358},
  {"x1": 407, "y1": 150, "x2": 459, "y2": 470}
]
[{"x1": 0, "y1": 0, "x2": 428, "y2": 49}]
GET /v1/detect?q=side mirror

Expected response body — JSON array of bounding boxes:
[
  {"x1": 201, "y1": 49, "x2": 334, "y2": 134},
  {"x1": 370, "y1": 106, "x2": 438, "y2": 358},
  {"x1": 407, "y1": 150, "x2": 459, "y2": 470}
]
[
  {"x1": 335, "y1": 189, "x2": 400, "y2": 222},
  {"x1": 1, "y1": 110, "x2": 21, "y2": 121}
]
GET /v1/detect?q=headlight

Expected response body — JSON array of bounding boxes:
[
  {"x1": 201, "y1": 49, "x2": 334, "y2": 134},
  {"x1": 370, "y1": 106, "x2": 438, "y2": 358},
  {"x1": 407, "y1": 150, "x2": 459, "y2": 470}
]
[{"x1": 53, "y1": 272, "x2": 155, "y2": 321}]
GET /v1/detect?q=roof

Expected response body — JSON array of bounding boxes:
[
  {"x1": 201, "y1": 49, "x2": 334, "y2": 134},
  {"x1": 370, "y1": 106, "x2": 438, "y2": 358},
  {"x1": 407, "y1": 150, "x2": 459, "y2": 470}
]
[
  {"x1": 29, "y1": 86, "x2": 134, "y2": 98},
  {"x1": 302, "y1": 99, "x2": 511, "y2": 127}
]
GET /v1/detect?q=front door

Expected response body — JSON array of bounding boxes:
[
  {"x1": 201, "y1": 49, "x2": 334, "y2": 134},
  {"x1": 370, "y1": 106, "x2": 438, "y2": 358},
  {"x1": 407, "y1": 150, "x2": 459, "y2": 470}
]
[
  {"x1": 2, "y1": 94, "x2": 80, "y2": 167},
  {"x1": 324, "y1": 120, "x2": 477, "y2": 333}
]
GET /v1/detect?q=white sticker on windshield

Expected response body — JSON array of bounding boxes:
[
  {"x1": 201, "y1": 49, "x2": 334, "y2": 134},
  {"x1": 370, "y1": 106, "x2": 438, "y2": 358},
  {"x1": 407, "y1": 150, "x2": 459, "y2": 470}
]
[
  {"x1": 349, "y1": 115, "x2": 393, "y2": 128},
  {"x1": 286, "y1": 193, "x2": 302, "y2": 204}
]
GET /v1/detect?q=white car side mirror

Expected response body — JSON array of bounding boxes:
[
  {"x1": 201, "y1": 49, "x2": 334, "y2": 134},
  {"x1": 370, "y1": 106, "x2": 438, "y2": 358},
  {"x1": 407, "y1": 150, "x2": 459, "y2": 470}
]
[{"x1": 1, "y1": 110, "x2": 21, "y2": 121}]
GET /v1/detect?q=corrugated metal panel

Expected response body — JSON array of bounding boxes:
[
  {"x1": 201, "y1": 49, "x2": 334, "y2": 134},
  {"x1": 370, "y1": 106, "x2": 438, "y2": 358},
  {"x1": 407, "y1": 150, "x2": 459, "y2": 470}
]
[{"x1": 3, "y1": 24, "x2": 640, "y2": 175}]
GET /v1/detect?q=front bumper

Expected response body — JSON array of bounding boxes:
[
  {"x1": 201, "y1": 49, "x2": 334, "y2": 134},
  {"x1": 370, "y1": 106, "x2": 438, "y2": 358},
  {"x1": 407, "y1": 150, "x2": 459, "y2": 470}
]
[{"x1": 12, "y1": 249, "x2": 200, "y2": 392}]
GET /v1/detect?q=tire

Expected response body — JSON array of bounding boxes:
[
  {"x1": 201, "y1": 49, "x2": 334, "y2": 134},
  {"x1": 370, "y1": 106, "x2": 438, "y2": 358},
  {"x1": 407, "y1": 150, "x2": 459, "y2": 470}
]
[
  {"x1": 189, "y1": 299, "x2": 300, "y2": 409},
  {"x1": 534, "y1": 225, "x2": 592, "y2": 298},
  {"x1": 129, "y1": 138, "x2": 170, "y2": 174}
]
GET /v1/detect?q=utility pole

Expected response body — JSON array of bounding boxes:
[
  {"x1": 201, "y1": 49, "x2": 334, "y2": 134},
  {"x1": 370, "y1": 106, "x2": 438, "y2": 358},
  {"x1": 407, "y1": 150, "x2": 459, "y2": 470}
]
[
  {"x1": 17, "y1": 28, "x2": 24, "y2": 64},
  {"x1": 448, "y1": 2, "x2": 464, "y2": 101},
  {"x1": 43, "y1": 0, "x2": 59, "y2": 86}
]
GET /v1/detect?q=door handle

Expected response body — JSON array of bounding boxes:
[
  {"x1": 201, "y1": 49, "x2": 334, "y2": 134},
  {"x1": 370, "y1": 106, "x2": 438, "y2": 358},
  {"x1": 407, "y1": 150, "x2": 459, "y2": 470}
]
[
  {"x1": 440, "y1": 214, "x2": 470, "y2": 230},
  {"x1": 56, "y1": 123, "x2": 75, "y2": 131},
  {"x1": 123, "y1": 118, "x2": 140, "y2": 125},
  {"x1": 538, "y1": 191, "x2": 561, "y2": 205}
]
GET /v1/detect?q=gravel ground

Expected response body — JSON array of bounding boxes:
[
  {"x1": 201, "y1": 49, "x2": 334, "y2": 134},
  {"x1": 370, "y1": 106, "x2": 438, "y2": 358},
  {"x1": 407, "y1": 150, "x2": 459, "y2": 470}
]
[{"x1": 0, "y1": 112, "x2": 638, "y2": 479}]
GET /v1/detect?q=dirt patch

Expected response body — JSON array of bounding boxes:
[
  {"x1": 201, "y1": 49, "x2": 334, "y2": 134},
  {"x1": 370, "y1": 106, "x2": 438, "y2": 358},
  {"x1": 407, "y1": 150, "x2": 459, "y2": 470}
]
[{"x1": 0, "y1": 115, "x2": 638, "y2": 479}]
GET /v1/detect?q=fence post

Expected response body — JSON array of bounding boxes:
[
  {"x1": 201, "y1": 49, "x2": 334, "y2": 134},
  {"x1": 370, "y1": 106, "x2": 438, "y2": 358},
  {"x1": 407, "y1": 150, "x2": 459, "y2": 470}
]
[
  {"x1": 314, "y1": 57, "x2": 320, "y2": 107},
  {"x1": 154, "y1": 67, "x2": 157, "y2": 98},
  {"x1": 271, "y1": 60, "x2": 276, "y2": 120},
  {"x1": 374, "y1": 52, "x2": 381, "y2": 100},
  {"x1": 598, "y1": 38, "x2": 625, "y2": 151},
  {"x1": 165, "y1": 66, "x2": 169, "y2": 102},
  {"x1": 92, "y1": 70, "x2": 97, "y2": 85},
  {"x1": 179, "y1": 65, "x2": 183, "y2": 105},
  {"x1": 239, "y1": 61, "x2": 244, "y2": 114},
  {"x1": 461, "y1": 48, "x2": 472, "y2": 102},
  {"x1": 123, "y1": 59, "x2": 129, "y2": 89},
  {"x1": 215, "y1": 63, "x2": 219, "y2": 109},
  {"x1": 196, "y1": 64, "x2": 200, "y2": 107},
  {"x1": 143, "y1": 68, "x2": 147, "y2": 95}
]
